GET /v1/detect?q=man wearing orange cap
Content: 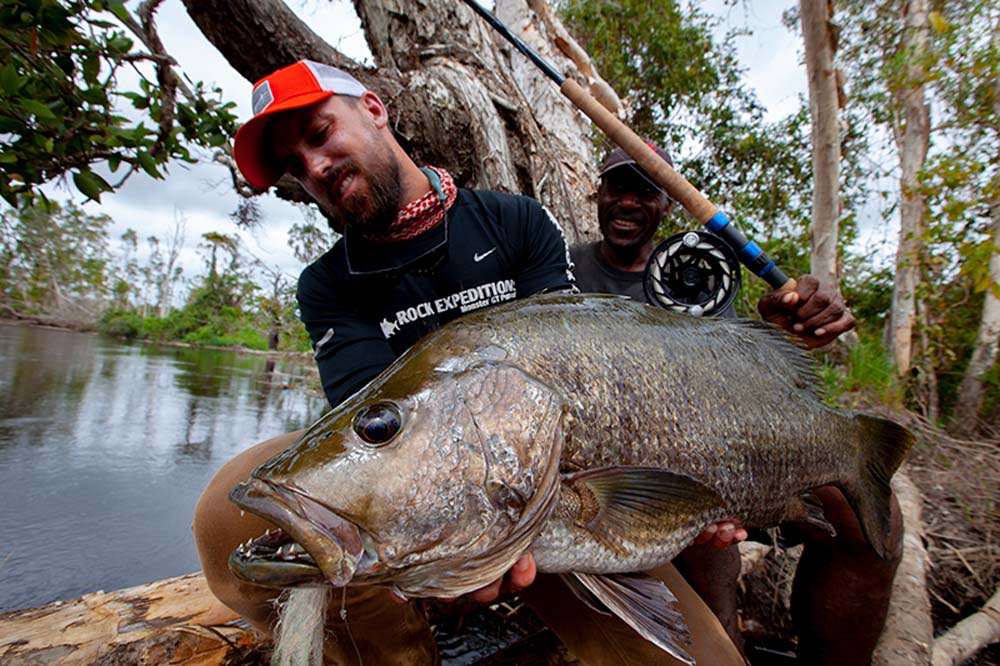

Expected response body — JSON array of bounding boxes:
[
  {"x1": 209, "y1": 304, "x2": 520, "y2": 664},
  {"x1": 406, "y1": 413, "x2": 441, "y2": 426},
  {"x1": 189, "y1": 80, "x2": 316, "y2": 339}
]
[{"x1": 193, "y1": 60, "x2": 747, "y2": 665}]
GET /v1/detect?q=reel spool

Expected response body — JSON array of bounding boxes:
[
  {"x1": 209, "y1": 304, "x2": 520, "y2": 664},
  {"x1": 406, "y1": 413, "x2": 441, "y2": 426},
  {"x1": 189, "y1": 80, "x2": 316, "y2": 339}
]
[{"x1": 644, "y1": 230, "x2": 741, "y2": 317}]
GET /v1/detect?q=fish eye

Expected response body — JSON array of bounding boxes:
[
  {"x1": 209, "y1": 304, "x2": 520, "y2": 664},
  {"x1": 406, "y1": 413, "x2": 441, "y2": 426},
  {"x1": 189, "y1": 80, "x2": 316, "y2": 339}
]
[{"x1": 353, "y1": 403, "x2": 402, "y2": 446}]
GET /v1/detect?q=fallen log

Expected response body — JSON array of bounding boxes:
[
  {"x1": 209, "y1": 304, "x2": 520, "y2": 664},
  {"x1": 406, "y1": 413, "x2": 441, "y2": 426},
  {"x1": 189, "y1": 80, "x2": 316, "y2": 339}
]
[
  {"x1": 0, "y1": 572, "x2": 260, "y2": 665},
  {"x1": 872, "y1": 469, "x2": 935, "y2": 665},
  {"x1": 932, "y1": 584, "x2": 1000, "y2": 666}
]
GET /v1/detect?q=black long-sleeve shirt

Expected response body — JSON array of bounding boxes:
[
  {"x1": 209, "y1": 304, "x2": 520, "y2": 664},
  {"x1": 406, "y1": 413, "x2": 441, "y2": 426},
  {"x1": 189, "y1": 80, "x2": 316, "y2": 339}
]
[{"x1": 297, "y1": 188, "x2": 575, "y2": 407}]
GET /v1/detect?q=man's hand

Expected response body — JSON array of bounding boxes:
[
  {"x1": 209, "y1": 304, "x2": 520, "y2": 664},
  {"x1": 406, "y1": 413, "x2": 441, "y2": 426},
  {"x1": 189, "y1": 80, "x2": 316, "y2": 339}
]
[
  {"x1": 757, "y1": 274, "x2": 855, "y2": 349},
  {"x1": 693, "y1": 521, "x2": 748, "y2": 548},
  {"x1": 389, "y1": 552, "x2": 536, "y2": 604}
]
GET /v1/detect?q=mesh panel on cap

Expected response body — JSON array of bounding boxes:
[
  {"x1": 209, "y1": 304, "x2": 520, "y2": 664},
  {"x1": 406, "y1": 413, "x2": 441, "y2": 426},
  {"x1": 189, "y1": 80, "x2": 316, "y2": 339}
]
[{"x1": 302, "y1": 61, "x2": 366, "y2": 97}]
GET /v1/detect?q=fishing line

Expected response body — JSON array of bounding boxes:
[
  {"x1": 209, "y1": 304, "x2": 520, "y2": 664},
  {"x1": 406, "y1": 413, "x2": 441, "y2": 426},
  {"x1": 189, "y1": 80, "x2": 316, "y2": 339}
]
[
  {"x1": 340, "y1": 585, "x2": 364, "y2": 666},
  {"x1": 457, "y1": 0, "x2": 795, "y2": 292}
]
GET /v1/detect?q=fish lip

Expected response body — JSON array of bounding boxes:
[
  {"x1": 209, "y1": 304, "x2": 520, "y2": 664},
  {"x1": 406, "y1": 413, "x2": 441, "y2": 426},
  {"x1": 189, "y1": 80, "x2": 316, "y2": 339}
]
[{"x1": 229, "y1": 478, "x2": 366, "y2": 587}]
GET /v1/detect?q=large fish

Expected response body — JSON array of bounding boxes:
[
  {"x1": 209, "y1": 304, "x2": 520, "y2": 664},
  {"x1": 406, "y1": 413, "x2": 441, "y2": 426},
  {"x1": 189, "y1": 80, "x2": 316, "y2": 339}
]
[{"x1": 229, "y1": 293, "x2": 912, "y2": 663}]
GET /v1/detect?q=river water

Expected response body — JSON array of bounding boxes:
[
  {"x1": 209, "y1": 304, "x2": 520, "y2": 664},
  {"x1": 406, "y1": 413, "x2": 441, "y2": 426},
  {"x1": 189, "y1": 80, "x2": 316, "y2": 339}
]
[{"x1": 0, "y1": 324, "x2": 329, "y2": 612}]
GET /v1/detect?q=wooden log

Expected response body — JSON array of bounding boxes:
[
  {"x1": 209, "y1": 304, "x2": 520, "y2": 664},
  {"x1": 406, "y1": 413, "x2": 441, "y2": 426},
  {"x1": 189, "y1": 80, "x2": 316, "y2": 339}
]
[
  {"x1": 932, "y1": 584, "x2": 1000, "y2": 666},
  {"x1": 0, "y1": 572, "x2": 262, "y2": 665},
  {"x1": 872, "y1": 469, "x2": 934, "y2": 666}
]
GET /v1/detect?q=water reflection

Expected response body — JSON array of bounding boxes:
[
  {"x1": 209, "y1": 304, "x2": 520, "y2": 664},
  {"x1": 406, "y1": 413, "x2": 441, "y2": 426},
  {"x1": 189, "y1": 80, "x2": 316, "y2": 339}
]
[{"x1": 0, "y1": 324, "x2": 329, "y2": 612}]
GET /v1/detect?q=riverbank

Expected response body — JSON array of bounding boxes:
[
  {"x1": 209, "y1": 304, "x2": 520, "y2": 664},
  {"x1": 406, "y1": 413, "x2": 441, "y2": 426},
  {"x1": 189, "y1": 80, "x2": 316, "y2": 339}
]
[{"x1": 0, "y1": 315, "x2": 316, "y2": 361}]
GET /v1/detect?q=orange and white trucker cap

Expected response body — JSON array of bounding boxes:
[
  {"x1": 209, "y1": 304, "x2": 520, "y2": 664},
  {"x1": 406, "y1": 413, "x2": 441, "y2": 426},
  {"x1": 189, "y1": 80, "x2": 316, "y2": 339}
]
[{"x1": 233, "y1": 60, "x2": 367, "y2": 189}]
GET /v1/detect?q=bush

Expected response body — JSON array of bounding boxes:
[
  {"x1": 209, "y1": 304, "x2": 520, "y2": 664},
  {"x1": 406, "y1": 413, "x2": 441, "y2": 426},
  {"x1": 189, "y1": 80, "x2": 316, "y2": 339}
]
[
  {"x1": 140, "y1": 316, "x2": 169, "y2": 341},
  {"x1": 820, "y1": 334, "x2": 902, "y2": 407},
  {"x1": 181, "y1": 325, "x2": 267, "y2": 350},
  {"x1": 99, "y1": 309, "x2": 142, "y2": 338}
]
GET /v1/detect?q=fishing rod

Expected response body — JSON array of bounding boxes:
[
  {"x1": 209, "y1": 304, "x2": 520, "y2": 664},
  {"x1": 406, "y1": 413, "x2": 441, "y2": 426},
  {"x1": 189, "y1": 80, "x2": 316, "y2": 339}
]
[{"x1": 459, "y1": 0, "x2": 795, "y2": 292}]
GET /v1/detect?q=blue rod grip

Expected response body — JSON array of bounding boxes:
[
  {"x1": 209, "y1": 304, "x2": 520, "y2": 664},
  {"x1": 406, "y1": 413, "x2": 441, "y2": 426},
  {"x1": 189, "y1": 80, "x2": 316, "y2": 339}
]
[{"x1": 706, "y1": 212, "x2": 790, "y2": 290}]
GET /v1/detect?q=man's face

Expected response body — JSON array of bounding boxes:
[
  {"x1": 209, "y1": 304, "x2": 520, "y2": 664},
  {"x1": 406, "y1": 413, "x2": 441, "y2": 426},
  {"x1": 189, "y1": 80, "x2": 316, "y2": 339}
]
[
  {"x1": 264, "y1": 94, "x2": 401, "y2": 234},
  {"x1": 596, "y1": 166, "x2": 672, "y2": 252}
]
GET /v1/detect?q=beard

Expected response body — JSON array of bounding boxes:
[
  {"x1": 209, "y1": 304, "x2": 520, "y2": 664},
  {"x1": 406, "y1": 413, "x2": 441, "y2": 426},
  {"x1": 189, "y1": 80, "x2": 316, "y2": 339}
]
[{"x1": 321, "y1": 142, "x2": 402, "y2": 236}]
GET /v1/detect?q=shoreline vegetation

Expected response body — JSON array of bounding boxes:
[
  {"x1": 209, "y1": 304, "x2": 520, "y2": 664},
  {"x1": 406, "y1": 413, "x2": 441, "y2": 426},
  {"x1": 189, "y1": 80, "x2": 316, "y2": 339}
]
[{"x1": 0, "y1": 315, "x2": 314, "y2": 359}]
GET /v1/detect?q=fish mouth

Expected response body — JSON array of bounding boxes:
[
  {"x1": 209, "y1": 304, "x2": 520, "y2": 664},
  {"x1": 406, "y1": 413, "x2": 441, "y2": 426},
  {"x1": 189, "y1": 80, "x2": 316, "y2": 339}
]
[{"x1": 228, "y1": 478, "x2": 371, "y2": 589}]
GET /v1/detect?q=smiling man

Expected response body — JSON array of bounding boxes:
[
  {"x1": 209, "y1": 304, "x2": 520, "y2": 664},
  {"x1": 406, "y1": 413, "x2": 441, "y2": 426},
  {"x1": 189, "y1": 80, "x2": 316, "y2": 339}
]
[{"x1": 572, "y1": 144, "x2": 900, "y2": 666}]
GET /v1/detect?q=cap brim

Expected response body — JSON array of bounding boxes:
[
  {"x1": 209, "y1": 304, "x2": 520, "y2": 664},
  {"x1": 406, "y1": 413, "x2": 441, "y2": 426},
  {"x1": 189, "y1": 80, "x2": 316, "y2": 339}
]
[
  {"x1": 598, "y1": 159, "x2": 638, "y2": 178},
  {"x1": 233, "y1": 90, "x2": 334, "y2": 189}
]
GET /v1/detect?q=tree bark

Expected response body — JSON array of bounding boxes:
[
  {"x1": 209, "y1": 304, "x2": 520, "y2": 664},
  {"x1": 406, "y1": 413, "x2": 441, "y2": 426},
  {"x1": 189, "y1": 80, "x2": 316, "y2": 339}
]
[
  {"x1": 0, "y1": 572, "x2": 248, "y2": 666},
  {"x1": 889, "y1": 0, "x2": 931, "y2": 378},
  {"x1": 180, "y1": 0, "x2": 598, "y2": 243},
  {"x1": 800, "y1": 0, "x2": 842, "y2": 290}
]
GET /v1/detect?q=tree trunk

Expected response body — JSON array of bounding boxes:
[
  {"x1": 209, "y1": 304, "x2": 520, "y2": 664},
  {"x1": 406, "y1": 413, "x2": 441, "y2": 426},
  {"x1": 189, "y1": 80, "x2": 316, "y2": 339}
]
[
  {"x1": 952, "y1": 199, "x2": 1000, "y2": 436},
  {"x1": 916, "y1": 296, "x2": 939, "y2": 421},
  {"x1": 156, "y1": 217, "x2": 185, "y2": 318},
  {"x1": 0, "y1": 572, "x2": 248, "y2": 666},
  {"x1": 181, "y1": 0, "x2": 598, "y2": 243},
  {"x1": 889, "y1": 0, "x2": 931, "y2": 378},
  {"x1": 800, "y1": 0, "x2": 842, "y2": 290},
  {"x1": 951, "y1": 23, "x2": 1000, "y2": 436}
]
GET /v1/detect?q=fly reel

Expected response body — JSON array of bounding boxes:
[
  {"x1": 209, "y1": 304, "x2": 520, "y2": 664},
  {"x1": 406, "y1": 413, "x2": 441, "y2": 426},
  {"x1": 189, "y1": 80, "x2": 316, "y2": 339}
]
[{"x1": 644, "y1": 230, "x2": 741, "y2": 317}]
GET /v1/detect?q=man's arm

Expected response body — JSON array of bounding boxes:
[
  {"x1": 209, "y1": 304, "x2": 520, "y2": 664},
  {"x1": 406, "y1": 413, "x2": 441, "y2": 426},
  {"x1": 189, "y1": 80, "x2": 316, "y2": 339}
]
[
  {"x1": 512, "y1": 199, "x2": 576, "y2": 295},
  {"x1": 757, "y1": 274, "x2": 856, "y2": 348}
]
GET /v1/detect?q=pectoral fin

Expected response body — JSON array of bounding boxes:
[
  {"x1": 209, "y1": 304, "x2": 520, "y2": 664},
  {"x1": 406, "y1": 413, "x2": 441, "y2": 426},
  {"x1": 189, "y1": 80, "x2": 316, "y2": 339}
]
[
  {"x1": 563, "y1": 466, "x2": 726, "y2": 554},
  {"x1": 568, "y1": 571, "x2": 694, "y2": 665}
]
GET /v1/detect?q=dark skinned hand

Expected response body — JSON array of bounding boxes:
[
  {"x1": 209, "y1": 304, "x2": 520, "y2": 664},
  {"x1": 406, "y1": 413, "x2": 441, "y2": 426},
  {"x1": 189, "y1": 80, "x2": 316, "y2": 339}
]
[{"x1": 757, "y1": 274, "x2": 855, "y2": 349}]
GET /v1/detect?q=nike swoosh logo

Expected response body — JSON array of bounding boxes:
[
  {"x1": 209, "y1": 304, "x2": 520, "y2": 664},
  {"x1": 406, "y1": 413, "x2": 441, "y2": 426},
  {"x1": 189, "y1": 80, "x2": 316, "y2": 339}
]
[{"x1": 474, "y1": 248, "x2": 496, "y2": 262}]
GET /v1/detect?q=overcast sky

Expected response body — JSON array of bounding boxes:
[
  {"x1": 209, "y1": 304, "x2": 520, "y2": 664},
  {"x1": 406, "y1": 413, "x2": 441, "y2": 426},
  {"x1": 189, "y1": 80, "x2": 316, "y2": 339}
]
[{"x1": 49, "y1": 0, "x2": 818, "y2": 287}]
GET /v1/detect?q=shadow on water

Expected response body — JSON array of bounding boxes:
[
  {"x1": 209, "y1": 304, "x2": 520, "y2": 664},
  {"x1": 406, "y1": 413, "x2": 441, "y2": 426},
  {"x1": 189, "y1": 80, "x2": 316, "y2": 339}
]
[{"x1": 0, "y1": 324, "x2": 329, "y2": 612}]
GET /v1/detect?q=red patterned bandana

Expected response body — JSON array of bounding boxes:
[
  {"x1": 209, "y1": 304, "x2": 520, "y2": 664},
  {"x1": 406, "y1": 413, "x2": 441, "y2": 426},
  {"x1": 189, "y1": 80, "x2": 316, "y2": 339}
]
[{"x1": 364, "y1": 166, "x2": 457, "y2": 243}]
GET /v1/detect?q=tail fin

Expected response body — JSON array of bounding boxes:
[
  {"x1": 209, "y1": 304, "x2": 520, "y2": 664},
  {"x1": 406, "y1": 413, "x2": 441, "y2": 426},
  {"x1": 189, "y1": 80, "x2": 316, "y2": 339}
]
[{"x1": 842, "y1": 414, "x2": 914, "y2": 559}]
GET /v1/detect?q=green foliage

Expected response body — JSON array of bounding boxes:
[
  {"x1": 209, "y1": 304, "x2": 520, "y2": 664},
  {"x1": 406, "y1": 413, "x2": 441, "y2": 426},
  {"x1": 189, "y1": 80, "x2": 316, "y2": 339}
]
[
  {"x1": 139, "y1": 314, "x2": 169, "y2": 340},
  {"x1": 841, "y1": 259, "x2": 895, "y2": 329},
  {"x1": 924, "y1": 274, "x2": 988, "y2": 420},
  {"x1": 181, "y1": 324, "x2": 267, "y2": 350},
  {"x1": 820, "y1": 332, "x2": 903, "y2": 407},
  {"x1": 0, "y1": 0, "x2": 238, "y2": 206},
  {"x1": 558, "y1": 0, "x2": 727, "y2": 150},
  {"x1": 98, "y1": 307, "x2": 141, "y2": 337}
]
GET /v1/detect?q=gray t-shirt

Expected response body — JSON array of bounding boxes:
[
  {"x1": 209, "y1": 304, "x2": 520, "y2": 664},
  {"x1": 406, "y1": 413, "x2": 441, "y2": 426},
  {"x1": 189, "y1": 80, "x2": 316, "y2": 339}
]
[{"x1": 570, "y1": 241, "x2": 647, "y2": 302}]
